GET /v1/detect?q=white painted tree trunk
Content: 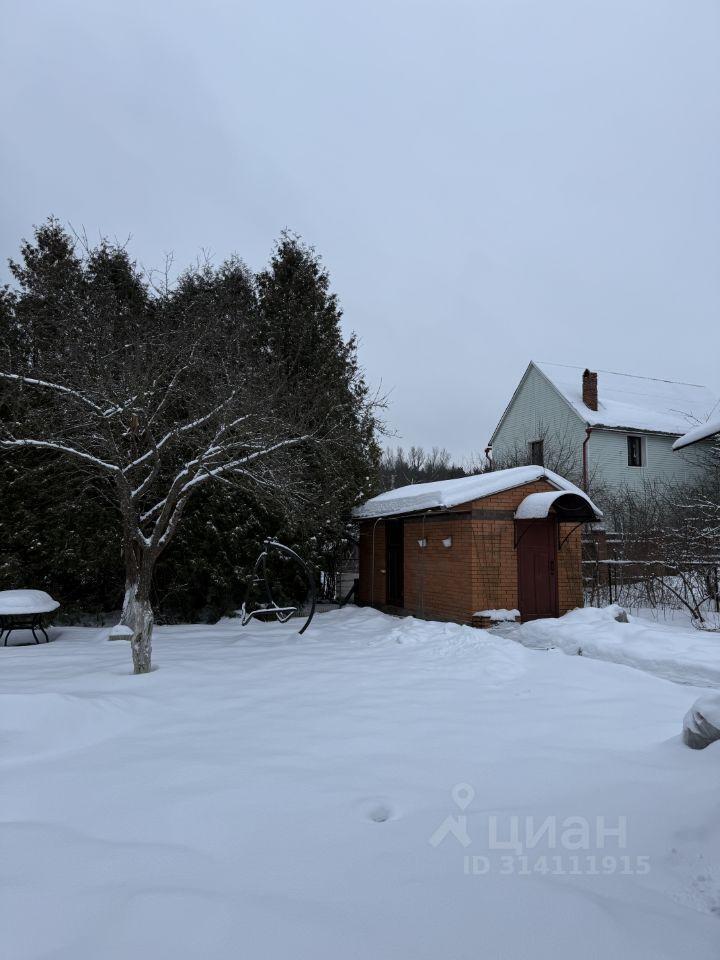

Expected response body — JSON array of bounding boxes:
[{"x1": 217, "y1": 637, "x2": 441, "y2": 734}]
[
  {"x1": 121, "y1": 580, "x2": 138, "y2": 631},
  {"x1": 121, "y1": 581, "x2": 154, "y2": 675}
]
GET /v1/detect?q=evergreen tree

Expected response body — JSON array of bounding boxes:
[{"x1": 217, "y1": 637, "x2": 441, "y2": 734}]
[
  {"x1": 0, "y1": 221, "x2": 380, "y2": 635},
  {"x1": 0, "y1": 223, "x2": 124, "y2": 618},
  {"x1": 251, "y1": 232, "x2": 380, "y2": 593}
]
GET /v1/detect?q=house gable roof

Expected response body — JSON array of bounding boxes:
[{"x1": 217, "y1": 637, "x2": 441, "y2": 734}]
[
  {"x1": 536, "y1": 361, "x2": 718, "y2": 435},
  {"x1": 352, "y1": 465, "x2": 600, "y2": 519},
  {"x1": 489, "y1": 361, "x2": 586, "y2": 446},
  {"x1": 497, "y1": 361, "x2": 718, "y2": 438}
]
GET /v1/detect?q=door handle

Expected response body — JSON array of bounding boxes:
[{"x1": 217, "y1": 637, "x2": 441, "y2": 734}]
[{"x1": 549, "y1": 560, "x2": 555, "y2": 575}]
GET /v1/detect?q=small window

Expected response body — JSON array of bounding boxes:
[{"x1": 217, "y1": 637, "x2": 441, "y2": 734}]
[
  {"x1": 530, "y1": 440, "x2": 544, "y2": 467},
  {"x1": 627, "y1": 435, "x2": 643, "y2": 467}
]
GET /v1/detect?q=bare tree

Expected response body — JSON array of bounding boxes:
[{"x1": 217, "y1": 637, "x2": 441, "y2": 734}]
[
  {"x1": 0, "y1": 226, "x2": 330, "y2": 672},
  {"x1": 594, "y1": 471, "x2": 720, "y2": 630},
  {"x1": 378, "y1": 445, "x2": 472, "y2": 489},
  {"x1": 491, "y1": 421, "x2": 604, "y2": 494}
]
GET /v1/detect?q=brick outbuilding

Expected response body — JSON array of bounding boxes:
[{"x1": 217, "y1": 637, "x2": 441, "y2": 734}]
[{"x1": 353, "y1": 466, "x2": 602, "y2": 626}]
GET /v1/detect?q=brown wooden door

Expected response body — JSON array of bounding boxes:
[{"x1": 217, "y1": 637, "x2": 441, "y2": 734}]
[
  {"x1": 517, "y1": 520, "x2": 558, "y2": 620},
  {"x1": 385, "y1": 519, "x2": 404, "y2": 608}
]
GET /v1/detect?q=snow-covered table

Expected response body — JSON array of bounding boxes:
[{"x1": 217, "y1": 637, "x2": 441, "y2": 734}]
[{"x1": 0, "y1": 590, "x2": 60, "y2": 646}]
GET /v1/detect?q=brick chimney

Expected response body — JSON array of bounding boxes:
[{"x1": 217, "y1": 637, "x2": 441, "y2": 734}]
[{"x1": 582, "y1": 369, "x2": 598, "y2": 411}]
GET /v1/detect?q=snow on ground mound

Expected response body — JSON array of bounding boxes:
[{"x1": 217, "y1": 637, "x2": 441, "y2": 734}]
[
  {"x1": 694, "y1": 611, "x2": 720, "y2": 632},
  {"x1": 683, "y1": 693, "x2": 720, "y2": 749},
  {"x1": 0, "y1": 589, "x2": 59, "y2": 614},
  {"x1": 2, "y1": 607, "x2": 720, "y2": 959},
  {"x1": 512, "y1": 605, "x2": 720, "y2": 688}
]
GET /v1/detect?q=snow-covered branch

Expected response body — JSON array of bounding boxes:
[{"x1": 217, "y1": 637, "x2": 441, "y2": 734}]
[
  {"x1": 0, "y1": 371, "x2": 110, "y2": 416},
  {"x1": 122, "y1": 397, "x2": 246, "y2": 475},
  {"x1": 0, "y1": 438, "x2": 121, "y2": 473},
  {"x1": 178, "y1": 434, "x2": 312, "y2": 496}
]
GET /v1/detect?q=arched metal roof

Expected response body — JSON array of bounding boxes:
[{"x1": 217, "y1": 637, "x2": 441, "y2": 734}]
[{"x1": 514, "y1": 490, "x2": 602, "y2": 522}]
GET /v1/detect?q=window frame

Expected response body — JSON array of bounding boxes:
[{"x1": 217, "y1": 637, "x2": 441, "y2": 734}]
[
  {"x1": 627, "y1": 434, "x2": 644, "y2": 468},
  {"x1": 529, "y1": 439, "x2": 545, "y2": 467}
]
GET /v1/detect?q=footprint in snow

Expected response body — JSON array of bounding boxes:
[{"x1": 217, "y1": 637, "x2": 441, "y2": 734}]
[{"x1": 358, "y1": 797, "x2": 397, "y2": 823}]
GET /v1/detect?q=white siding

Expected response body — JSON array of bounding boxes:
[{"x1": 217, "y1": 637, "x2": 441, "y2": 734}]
[
  {"x1": 491, "y1": 364, "x2": 586, "y2": 469},
  {"x1": 587, "y1": 429, "x2": 711, "y2": 492},
  {"x1": 490, "y1": 363, "x2": 714, "y2": 502}
]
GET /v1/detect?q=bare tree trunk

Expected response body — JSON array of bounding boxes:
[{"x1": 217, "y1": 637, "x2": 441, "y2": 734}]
[
  {"x1": 121, "y1": 579, "x2": 138, "y2": 631},
  {"x1": 121, "y1": 579, "x2": 154, "y2": 673},
  {"x1": 131, "y1": 596, "x2": 154, "y2": 674},
  {"x1": 121, "y1": 539, "x2": 155, "y2": 674}
]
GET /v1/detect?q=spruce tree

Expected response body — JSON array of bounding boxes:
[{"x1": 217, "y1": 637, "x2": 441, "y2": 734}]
[
  {"x1": 1, "y1": 222, "x2": 380, "y2": 634},
  {"x1": 251, "y1": 232, "x2": 380, "y2": 593}
]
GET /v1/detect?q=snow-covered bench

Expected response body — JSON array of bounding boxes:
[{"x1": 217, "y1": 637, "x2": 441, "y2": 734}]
[{"x1": 0, "y1": 590, "x2": 60, "y2": 646}]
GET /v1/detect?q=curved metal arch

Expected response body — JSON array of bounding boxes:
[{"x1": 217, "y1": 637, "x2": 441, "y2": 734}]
[
  {"x1": 240, "y1": 538, "x2": 316, "y2": 635},
  {"x1": 514, "y1": 490, "x2": 602, "y2": 523}
]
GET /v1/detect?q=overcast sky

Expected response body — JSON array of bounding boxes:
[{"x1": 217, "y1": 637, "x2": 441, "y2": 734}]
[{"x1": 2, "y1": 0, "x2": 718, "y2": 461}]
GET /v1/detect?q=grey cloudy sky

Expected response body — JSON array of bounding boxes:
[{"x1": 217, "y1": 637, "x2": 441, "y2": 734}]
[{"x1": 2, "y1": 0, "x2": 718, "y2": 460}]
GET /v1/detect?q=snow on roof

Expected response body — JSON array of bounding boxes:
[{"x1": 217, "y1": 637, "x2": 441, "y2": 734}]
[
  {"x1": 673, "y1": 414, "x2": 720, "y2": 451},
  {"x1": 514, "y1": 489, "x2": 602, "y2": 521},
  {"x1": 353, "y1": 466, "x2": 592, "y2": 519},
  {"x1": 535, "y1": 361, "x2": 718, "y2": 436}
]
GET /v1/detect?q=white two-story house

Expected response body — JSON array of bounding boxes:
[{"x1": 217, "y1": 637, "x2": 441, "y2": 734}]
[{"x1": 488, "y1": 361, "x2": 717, "y2": 499}]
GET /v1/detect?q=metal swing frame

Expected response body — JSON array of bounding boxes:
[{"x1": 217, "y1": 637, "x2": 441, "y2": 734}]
[{"x1": 240, "y1": 539, "x2": 316, "y2": 635}]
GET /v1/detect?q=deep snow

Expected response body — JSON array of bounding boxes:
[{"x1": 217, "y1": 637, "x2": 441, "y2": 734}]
[
  {"x1": 511, "y1": 604, "x2": 720, "y2": 687},
  {"x1": 1, "y1": 607, "x2": 720, "y2": 959}
]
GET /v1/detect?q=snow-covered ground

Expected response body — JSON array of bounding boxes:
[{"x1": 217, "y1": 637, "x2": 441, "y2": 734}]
[
  {"x1": 510, "y1": 604, "x2": 720, "y2": 688},
  {"x1": 2, "y1": 607, "x2": 720, "y2": 959}
]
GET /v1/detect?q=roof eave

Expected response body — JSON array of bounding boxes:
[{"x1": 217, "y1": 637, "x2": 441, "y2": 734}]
[
  {"x1": 354, "y1": 467, "x2": 569, "y2": 521},
  {"x1": 355, "y1": 504, "x2": 468, "y2": 522},
  {"x1": 588, "y1": 423, "x2": 702, "y2": 439}
]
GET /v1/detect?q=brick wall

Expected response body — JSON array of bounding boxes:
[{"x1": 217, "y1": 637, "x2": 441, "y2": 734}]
[
  {"x1": 557, "y1": 523, "x2": 583, "y2": 615},
  {"x1": 357, "y1": 479, "x2": 585, "y2": 624},
  {"x1": 403, "y1": 509, "x2": 474, "y2": 622},
  {"x1": 470, "y1": 479, "x2": 554, "y2": 615}
]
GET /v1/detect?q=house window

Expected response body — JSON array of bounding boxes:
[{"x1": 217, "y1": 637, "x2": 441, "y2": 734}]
[
  {"x1": 627, "y1": 435, "x2": 643, "y2": 467},
  {"x1": 529, "y1": 440, "x2": 544, "y2": 466}
]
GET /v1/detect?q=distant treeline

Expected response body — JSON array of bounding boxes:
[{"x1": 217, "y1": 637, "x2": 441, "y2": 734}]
[{"x1": 378, "y1": 446, "x2": 483, "y2": 489}]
